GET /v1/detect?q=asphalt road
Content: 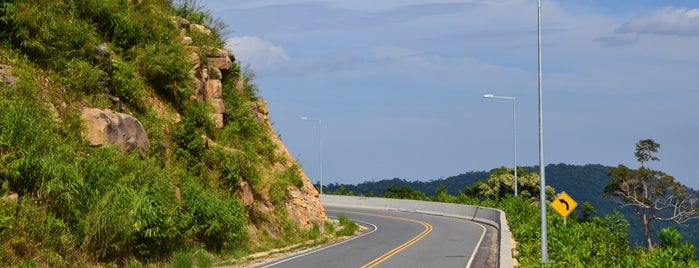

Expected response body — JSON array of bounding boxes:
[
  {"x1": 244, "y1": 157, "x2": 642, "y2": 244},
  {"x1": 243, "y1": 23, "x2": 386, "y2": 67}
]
[{"x1": 257, "y1": 205, "x2": 494, "y2": 268}]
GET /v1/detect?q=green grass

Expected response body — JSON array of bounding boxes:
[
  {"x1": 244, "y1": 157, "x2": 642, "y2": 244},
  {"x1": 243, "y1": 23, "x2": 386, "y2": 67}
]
[
  {"x1": 335, "y1": 214, "x2": 359, "y2": 237},
  {"x1": 0, "y1": 0, "x2": 325, "y2": 266}
]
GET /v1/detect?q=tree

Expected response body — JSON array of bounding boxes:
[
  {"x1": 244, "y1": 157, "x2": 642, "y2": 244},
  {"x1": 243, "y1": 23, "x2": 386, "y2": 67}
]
[
  {"x1": 382, "y1": 185, "x2": 427, "y2": 200},
  {"x1": 477, "y1": 166, "x2": 555, "y2": 201},
  {"x1": 604, "y1": 139, "x2": 699, "y2": 249},
  {"x1": 433, "y1": 185, "x2": 458, "y2": 203}
]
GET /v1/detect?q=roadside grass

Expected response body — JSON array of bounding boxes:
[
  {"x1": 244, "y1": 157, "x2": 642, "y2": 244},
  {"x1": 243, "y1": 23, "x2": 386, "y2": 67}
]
[{"x1": 212, "y1": 216, "x2": 363, "y2": 267}]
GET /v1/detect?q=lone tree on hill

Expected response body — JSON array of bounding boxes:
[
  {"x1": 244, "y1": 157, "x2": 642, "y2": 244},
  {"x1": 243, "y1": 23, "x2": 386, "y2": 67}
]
[{"x1": 604, "y1": 139, "x2": 699, "y2": 249}]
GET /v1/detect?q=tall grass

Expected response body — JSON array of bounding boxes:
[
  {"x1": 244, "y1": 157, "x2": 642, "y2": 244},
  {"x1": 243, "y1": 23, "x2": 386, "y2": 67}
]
[{"x1": 0, "y1": 0, "x2": 320, "y2": 266}]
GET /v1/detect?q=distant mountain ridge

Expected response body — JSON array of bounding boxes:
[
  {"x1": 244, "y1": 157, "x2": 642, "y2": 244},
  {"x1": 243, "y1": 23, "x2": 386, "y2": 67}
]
[{"x1": 323, "y1": 163, "x2": 699, "y2": 249}]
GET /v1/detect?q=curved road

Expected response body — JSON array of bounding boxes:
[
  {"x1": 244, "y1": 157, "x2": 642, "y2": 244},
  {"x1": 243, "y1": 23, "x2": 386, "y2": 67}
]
[{"x1": 258, "y1": 205, "x2": 495, "y2": 268}]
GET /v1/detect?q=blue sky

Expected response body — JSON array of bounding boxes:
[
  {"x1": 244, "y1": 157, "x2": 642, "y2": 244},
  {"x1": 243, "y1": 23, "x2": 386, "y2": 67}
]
[{"x1": 203, "y1": 0, "x2": 699, "y2": 190}]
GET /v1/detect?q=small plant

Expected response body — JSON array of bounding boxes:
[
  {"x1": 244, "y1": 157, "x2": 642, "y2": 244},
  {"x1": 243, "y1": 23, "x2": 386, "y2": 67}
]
[{"x1": 335, "y1": 214, "x2": 359, "y2": 237}]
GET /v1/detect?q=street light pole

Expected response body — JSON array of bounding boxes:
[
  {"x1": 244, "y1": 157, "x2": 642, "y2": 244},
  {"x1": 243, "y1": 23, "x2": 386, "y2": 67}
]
[
  {"x1": 537, "y1": 0, "x2": 548, "y2": 263},
  {"x1": 483, "y1": 94, "x2": 518, "y2": 197},
  {"x1": 301, "y1": 117, "x2": 323, "y2": 195}
]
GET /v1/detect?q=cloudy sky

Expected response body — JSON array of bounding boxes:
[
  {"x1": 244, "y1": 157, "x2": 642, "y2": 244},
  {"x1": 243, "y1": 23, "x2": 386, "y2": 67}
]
[{"x1": 202, "y1": 0, "x2": 699, "y2": 190}]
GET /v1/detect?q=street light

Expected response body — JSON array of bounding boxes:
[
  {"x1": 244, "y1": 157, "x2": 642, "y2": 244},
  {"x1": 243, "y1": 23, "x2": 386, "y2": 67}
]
[
  {"x1": 537, "y1": 0, "x2": 548, "y2": 262},
  {"x1": 301, "y1": 117, "x2": 323, "y2": 195},
  {"x1": 483, "y1": 94, "x2": 518, "y2": 197}
]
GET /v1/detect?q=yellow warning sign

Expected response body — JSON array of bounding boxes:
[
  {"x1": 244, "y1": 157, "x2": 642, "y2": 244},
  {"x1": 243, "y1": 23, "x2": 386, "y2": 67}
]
[{"x1": 552, "y1": 191, "x2": 577, "y2": 218}]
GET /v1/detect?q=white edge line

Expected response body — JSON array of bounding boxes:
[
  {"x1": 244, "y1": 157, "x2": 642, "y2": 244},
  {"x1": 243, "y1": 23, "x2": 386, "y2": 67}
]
[
  {"x1": 465, "y1": 222, "x2": 487, "y2": 268},
  {"x1": 259, "y1": 218, "x2": 378, "y2": 268}
]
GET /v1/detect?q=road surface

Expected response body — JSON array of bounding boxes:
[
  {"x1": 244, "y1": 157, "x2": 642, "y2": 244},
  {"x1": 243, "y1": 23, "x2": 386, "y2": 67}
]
[{"x1": 257, "y1": 205, "x2": 496, "y2": 268}]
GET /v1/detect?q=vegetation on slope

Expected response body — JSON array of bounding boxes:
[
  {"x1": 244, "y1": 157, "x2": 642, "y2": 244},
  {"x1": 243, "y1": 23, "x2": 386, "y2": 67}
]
[{"x1": 0, "y1": 0, "x2": 323, "y2": 266}]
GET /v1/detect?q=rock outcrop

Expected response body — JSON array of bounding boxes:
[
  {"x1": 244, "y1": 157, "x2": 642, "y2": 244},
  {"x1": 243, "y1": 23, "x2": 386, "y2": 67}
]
[
  {"x1": 1, "y1": 64, "x2": 18, "y2": 87},
  {"x1": 176, "y1": 18, "x2": 232, "y2": 129},
  {"x1": 174, "y1": 17, "x2": 326, "y2": 230},
  {"x1": 253, "y1": 99, "x2": 326, "y2": 228},
  {"x1": 80, "y1": 108, "x2": 150, "y2": 156}
]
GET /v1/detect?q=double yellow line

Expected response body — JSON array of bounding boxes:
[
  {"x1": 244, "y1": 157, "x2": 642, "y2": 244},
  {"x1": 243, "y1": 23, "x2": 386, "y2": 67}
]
[{"x1": 330, "y1": 210, "x2": 433, "y2": 268}]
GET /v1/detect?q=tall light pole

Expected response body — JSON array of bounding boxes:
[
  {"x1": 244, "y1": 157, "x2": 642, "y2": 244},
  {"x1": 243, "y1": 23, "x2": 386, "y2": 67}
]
[
  {"x1": 537, "y1": 0, "x2": 548, "y2": 263},
  {"x1": 301, "y1": 117, "x2": 323, "y2": 195},
  {"x1": 482, "y1": 94, "x2": 518, "y2": 197}
]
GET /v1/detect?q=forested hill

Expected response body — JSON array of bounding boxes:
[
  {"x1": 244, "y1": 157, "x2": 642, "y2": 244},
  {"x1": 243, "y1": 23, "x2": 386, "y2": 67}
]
[
  {"x1": 324, "y1": 171, "x2": 489, "y2": 197},
  {"x1": 324, "y1": 163, "x2": 699, "y2": 249}
]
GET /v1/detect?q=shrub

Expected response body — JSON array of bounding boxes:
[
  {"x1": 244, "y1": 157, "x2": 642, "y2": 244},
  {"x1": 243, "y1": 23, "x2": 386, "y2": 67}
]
[
  {"x1": 179, "y1": 176, "x2": 247, "y2": 252},
  {"x1": 132, "y1": 43, "x2": 193, "y2": 105},
  {"x1": 0, "y1": 198, "x2": 77, "y2": 266},
  {"x1": 111, "y1": 57, "x2": 148, "y2": 111}
]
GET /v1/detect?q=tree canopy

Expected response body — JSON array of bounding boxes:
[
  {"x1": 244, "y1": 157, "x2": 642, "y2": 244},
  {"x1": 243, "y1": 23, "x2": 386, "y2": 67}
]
[{"x1": 605, "y1": 139, "x2": 699, "y2": 249}]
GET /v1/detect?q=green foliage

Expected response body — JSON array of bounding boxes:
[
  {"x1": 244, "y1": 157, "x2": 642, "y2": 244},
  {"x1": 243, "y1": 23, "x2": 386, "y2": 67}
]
[
  {"x1": 173, "y1": 0, "x2": 229, "y2": 47},
  {"x1": 0, "y1": 198, "x2": 76, "y2": 266},
  {"x1": 432, "y1": 185, "x2": 458, "y2": 203},
  {"x1": 605, "y1": 139, "x2": 699, "y2": 249},
  {"x1": 476, "y1": 166, "x2": 555, "y2": 201},
  {"x1": 335, "y1": 214, "x2": 359, "y2": 237},
  {"x1": 0, "y1": 0, "x2": 356, "y2": 266},
  {"x1": 178, "y1": 178, "x2": 247, "y2": 252},
  {"x1": 268, "y1": 165, "x2": 303, "y2": 206},
  {"x1": 110, "y1": 57, "x2": 148, "y2": 111},
  {"x1": 579, "y1": 201, "x2": 597, "y2": 222},
  {"x1": 59, "y1": 58, "x2": 104, "y2": 95},
  {"x1": 472, "y1": 196, "x2": 698, "y2": 266},
  {"x1": 173, "y1": 102, "x2": 213, "y2": 164},
  {"x1": 0, "y1": 3, "x2": 18, "y2": 47},
  {"x1": 383, "y1": 185, "x2": 428, "y2": 200},
  {"x1": 132, "y1": 42, "x2": 193, "y2": 103},
  {"x1": 6, "y1": 0, "x2": 100, "y2": 63},
  {"x1": 166, "y1": 250, "x2": 214, "y2": 268}
]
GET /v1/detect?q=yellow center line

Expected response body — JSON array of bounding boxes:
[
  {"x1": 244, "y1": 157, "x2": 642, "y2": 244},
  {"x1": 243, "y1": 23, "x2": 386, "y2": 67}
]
[{"x1": 327, "y1": 209, "x2": 433, "y2": 268}]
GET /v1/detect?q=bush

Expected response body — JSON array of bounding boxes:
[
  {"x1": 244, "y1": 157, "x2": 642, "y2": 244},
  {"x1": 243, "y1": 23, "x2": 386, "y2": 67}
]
[
  {"x1": 0, "y1": 198, "x2": 77, "y2": 266},
  {"x1": 132, "y1": 43, "x2": 193, "y2": 104}
]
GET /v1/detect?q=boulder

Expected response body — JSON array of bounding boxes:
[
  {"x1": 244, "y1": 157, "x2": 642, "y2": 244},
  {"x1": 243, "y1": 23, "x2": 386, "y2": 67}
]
[
  {"x1": 238, "y1": 181, "x2": 254, "y2": 207},
  {"x1": 0, "y1": 64, "x2": 18, "y2": 87},
  {"x1": 80, "y1": 108, "x2": 150, "y2": 155}
]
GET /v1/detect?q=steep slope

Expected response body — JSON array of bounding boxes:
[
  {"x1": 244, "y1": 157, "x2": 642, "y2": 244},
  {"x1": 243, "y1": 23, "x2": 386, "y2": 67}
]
[{"x1": 0, "y1": 0, "x2": 324, "y2": 266}]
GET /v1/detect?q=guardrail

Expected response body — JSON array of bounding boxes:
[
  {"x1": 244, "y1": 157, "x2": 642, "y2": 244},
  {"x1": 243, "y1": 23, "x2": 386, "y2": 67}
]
[{"x1": 320, "y1": 195, "x2": 514, "y2": 268}]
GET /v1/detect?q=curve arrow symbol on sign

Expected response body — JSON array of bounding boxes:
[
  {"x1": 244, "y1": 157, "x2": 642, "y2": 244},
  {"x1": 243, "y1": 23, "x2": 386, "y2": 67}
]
[{"x1": 558, "y1": 199, "x2": 569, "y2": 211}]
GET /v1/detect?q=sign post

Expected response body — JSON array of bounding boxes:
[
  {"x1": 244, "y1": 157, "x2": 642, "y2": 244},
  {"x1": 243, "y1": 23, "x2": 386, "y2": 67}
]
[{"x1": 552, "y1": 191, "x2": 578, "y2": 225}]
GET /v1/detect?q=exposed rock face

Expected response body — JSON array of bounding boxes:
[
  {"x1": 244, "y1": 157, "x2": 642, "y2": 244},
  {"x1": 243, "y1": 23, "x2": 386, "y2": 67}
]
[
  {"x1": 251, "y1": 99, "x2": 326, "y2": 227},
  {"x1": 80, "y1": 108, "x2": 150, "y2": 155},
  {"x1": 174, "y1": 18, "x2": 233, "y2": 129},
  {"x1": 173, "y1": 16, "x2": 326, "y2": 230}
]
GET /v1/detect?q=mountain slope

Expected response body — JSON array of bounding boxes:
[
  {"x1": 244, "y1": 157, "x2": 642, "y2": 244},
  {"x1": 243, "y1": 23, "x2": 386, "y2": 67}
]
[{"x1": 0, "y1": 0, "x2": 324, "y2": 266}]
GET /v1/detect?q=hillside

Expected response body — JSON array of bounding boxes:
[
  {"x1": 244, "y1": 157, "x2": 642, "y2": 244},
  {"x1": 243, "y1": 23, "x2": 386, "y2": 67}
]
[
  {"x1": 0, "y1": 0, "x2": 324, "y2": 266},
  {"x1": 325, "y1": 163, "x2": 699, "y2": 250}
]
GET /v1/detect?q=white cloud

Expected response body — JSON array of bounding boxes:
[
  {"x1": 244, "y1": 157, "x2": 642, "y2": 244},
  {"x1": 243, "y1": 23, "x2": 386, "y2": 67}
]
[
  {"x1": 225, "y1": 36, "x2": 291, "y2": 71},
  {"x1": 615, "y1": 7, "x2": 699, "y2": 36}
]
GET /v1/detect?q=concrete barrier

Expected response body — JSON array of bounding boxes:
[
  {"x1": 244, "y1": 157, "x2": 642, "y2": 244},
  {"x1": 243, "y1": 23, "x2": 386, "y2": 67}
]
[{"x1": 320, "y1": 195, "x2": 514, "y2": 268}]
